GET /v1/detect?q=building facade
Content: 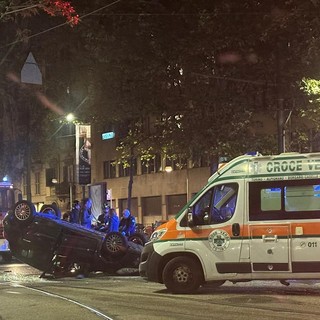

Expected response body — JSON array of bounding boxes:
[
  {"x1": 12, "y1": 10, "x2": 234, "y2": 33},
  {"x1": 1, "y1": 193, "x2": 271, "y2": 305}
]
[{"x1": 17, "y1": 122, "x2": 212, "y2": 227}]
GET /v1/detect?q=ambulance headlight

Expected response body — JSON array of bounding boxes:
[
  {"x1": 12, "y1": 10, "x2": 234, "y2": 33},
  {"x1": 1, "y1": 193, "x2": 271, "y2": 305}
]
[{"x1": 150, "y1": 228, "x2": 167, "y2": 242}]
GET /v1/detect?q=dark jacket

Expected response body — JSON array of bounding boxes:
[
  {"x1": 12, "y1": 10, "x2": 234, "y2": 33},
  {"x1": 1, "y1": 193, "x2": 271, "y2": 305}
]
[
  {"x1": 80, "y1": 207, "x2": 92, "y2": 228},
  {"x1": 69, "y1": 207, "x2": 80, "y2": 224},
  {"x1": 119, "y1": 215, "x2": 136, "y2": 236}
]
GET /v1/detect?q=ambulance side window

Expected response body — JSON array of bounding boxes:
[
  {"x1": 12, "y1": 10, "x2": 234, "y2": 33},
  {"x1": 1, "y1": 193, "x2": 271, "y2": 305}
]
[
  {"x1": 249, "y1": 179, "x2": 320, "y2": 221},
  {"x1": 193, "y1": 190, "x2": 213, "y2": 225},
  {"x1": 192, "y1": 183, "x2": 238, "y2": 225}
]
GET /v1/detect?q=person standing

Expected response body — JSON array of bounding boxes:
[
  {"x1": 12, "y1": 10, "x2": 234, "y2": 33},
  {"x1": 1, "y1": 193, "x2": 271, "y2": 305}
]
[
  {"x1": 80, "y1": 198, "x2": 92, "y2": 229},
  {"x1": 69, "y1": 200, "x2": 81, "y2": 224},
  {"x1": 106, "y1": 208, "x2": 120, "y2": 233},
  {"x1": 97, "y1": 204, "x2": 110, "y2": 227},
  {"x1": 119, "y1": 208, "x2": 136, "y2": 236}
]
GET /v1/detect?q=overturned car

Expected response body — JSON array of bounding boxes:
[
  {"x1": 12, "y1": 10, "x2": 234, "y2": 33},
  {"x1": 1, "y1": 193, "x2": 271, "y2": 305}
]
[{"x1": 3, "y1": 200, "x2": 142, "y2": 277}]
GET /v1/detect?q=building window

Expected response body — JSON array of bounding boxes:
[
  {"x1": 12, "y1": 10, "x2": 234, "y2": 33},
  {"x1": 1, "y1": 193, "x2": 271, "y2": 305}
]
[
  {"x1": 141, "y1": 196, "x2": 161, "y2": 216},
  {"x1": 23, "y1": 175, "x2": 27, "y2": 196},
  {"x1": 103, "y1": 160, "x2": 116, "y2": 179},
  {"x1": 119, "y1": 158, "x2": 137, "y2": 177},
  {"x1": 35, "y1": 172, "x2": 40, "y2": 195},
  {"x1": 63, "y1": 165, "x2": 68, "y2": 182},
  {"x1": 167, "y1": 194, "x2": 187, "y2": 215},
  {"x1": 141, "y1": 154, "x2": 161, "y2": 174},
  {"x1": 118, "y1": 198, "x2": 138, "y2": 218},
  {"x1": 165, "y1": 156, "x2": 187, "y2": 171},
  {"x1": 46, "y1": 168, "x2": 56, "y2": 187}
]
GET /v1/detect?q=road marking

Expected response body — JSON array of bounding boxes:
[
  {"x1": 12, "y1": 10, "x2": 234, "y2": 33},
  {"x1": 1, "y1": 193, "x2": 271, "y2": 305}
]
[{"x1": 11, "y1": 283, "x2": 114, "y2": 320}]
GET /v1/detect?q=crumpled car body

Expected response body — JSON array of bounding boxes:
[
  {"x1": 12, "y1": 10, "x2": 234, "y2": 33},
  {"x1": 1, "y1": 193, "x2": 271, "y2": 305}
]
[{"x1": 3, "y1": 201, "x2": 142, "y2": 277}]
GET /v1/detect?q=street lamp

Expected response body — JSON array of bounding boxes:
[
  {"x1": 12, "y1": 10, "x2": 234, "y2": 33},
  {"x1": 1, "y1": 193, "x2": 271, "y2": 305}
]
[
  {"x1": 65, "y1": 113, "x2": 76, "y2": 207},
  {"x1": 66, "y1": 113, "x2": 75, "y2": 122}
]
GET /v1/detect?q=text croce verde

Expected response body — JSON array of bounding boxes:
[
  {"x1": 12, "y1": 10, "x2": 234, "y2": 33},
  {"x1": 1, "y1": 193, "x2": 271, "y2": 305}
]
[{"x1": 266, "y1": 160, "x2": 320, "y2": 173}]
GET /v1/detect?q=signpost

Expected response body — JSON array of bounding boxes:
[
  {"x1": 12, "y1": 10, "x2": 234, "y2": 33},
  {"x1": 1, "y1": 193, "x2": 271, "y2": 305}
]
[{"x1": 20, "y1": 52, "x2": 42, "y2": 202}]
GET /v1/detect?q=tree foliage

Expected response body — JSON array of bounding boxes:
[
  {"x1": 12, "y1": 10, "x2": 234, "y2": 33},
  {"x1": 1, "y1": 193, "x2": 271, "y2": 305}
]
[
  {"x1": 0, "y1": 0, "x2": 78, "y2": 181},
  {"x1": 69, "y1": 0, "x2": 320, "y2": 162},
  {"x1": 3, "y1": 0, "x2": 320, "y2": 182}
]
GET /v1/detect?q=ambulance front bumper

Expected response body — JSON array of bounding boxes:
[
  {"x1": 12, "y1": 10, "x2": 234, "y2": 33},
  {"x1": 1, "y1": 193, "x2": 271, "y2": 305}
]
[{"x1": 139, "y1": 241, "x2": 162, "y2": 283}]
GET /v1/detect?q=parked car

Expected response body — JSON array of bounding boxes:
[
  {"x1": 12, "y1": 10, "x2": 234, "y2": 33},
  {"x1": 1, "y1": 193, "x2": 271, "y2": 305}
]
[{"x1": 3, "y1": 200, "x2": 142, "y2": 277}]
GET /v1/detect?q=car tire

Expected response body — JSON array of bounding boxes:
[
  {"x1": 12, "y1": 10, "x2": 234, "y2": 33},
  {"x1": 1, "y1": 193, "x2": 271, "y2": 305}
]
[
  {"x1": 103, "y1": 232, "x2": 128, "y2": 257},
  {"x1": 40, "y1": 204, "x2": 61, "y2": 219},
  {"x1": 162, "y1": 256, "x2": 203, "y2": 294},
  {"x1": 128, "y1": 232, "x2": 149, "y2": 246},
  {"x1": 13, "y1": 200, "x2": 35, "y2": 225}
]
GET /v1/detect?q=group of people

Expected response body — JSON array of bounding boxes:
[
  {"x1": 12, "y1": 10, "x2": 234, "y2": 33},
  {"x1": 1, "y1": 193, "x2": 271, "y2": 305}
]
[
  {"x1": 97, "y1": 204, "x2": 136, "y2": 236},
  {"x1": 64, "y1": 198, "x2": 136, "y2": 236}
]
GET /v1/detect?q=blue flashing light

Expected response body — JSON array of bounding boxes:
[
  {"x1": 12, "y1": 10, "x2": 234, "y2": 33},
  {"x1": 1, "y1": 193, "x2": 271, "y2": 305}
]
[{"x1": 245, "y1": 151, "x2": 262, "y2": 156}]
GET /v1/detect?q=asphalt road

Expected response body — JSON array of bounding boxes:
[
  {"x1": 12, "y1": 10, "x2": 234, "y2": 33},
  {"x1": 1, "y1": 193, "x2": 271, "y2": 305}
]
[{"x1": 2, "y1": 258, "x2": 320, "y2": 320}]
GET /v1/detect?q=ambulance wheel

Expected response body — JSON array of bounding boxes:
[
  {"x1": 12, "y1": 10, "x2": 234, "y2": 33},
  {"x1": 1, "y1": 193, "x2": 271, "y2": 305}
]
[
  {"x1": 163, "y1": 256, "x2": 203, "y2": 294},
  {"x1": 13, "y1": 200, "x2": 35, "y2": 225}
]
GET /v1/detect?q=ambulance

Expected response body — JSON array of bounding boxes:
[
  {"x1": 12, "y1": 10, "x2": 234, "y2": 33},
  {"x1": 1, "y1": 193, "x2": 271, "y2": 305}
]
[
  {"x1": 139, "y1": 152, "x2": 320, "y2": 293},
  {"x1": 0, "y1": 181, "x2": 22, "y2": 262}
]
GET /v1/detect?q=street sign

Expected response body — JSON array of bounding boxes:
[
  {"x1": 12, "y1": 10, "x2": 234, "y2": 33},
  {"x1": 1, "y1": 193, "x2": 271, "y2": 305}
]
[
  {"x1": 21, "y1": 52, "x2": 42, "y2": 85},
  {"x1": 101, "y1": 132, "x2": 115, "y2": 140}
]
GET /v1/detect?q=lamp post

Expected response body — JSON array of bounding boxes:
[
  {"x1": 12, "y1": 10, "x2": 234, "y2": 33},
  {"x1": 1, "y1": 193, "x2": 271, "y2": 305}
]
[{"x1": 65, "y1": 113, "x2": 75, "y2": 207}]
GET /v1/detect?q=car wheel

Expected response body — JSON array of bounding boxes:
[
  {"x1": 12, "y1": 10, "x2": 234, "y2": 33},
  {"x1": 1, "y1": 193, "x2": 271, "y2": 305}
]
[
  {"x1": 40, "y1": 204, "x2": 61, "y2": 219},
  {"x1": 162, "y1": 256, "x2": 203, "y2": 294},
  {"x1": 13, "y1": 200, "x2": 35, "y2": 224},
  {"x1": 128, "y1": 232, "x2": 149, "y2": 246},
  {"x1": 103, "y1": 232, "x2": 128, "y2": 257}
]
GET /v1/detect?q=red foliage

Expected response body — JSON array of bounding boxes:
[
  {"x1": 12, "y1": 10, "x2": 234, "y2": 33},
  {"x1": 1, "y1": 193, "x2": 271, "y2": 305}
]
[{"x1": 41, "y1": 0, "x2": 79, "y2": 26}]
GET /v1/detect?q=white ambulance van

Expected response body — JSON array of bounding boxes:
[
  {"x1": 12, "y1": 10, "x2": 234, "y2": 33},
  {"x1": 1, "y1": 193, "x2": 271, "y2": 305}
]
[{"x1": 139, "y1": 152, "x2": 320, "y2": 293}]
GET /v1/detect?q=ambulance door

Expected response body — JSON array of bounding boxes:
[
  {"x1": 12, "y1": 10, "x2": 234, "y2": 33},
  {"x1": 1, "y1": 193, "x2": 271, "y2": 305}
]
[
  {"x1": 249, "y1": 224, "x2": 290, "y2": 272},
  {"x1": 248, "y1": 182, "x2": 291, "y2": 273},
  {"x1": 185, "y1": 182, "x2": 244, "y2": 277}
]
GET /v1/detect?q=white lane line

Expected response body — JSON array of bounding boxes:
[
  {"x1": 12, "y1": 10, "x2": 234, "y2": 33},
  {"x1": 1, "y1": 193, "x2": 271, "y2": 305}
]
[{"x1": 11, "y1": 283, "x2": 114, "y2": 320}]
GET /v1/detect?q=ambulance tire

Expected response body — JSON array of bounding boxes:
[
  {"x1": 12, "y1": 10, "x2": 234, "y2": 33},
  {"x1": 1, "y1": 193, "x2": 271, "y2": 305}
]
[{"x1": 163, "y1": 256, "x2": 203, "y2": 294}]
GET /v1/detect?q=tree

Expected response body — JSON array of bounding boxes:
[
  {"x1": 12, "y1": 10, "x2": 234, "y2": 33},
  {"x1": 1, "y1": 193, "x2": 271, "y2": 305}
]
[
  {"x1": 7, "y1": 0, "x2": 320, "y2": 203},
  {"x1": 0, "y1": 0, "x2": 78, "y2": 182}
]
